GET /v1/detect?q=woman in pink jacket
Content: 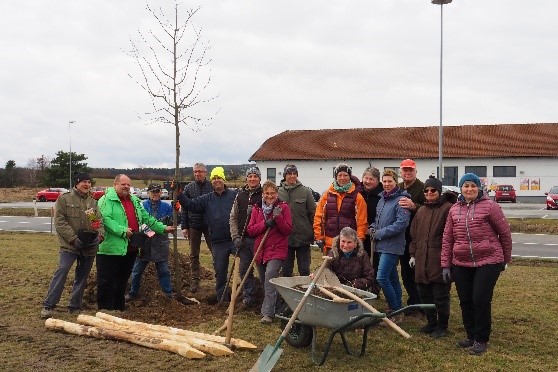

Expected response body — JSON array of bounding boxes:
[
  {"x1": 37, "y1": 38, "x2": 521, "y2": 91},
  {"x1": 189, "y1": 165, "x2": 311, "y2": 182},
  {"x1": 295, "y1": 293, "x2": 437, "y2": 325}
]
[
  {"x1": 441, "y1": 173, "x2": 512, "y2": 356},
  {"x1": 247, "y1": 180, "x2": 292, "y2": 324}
]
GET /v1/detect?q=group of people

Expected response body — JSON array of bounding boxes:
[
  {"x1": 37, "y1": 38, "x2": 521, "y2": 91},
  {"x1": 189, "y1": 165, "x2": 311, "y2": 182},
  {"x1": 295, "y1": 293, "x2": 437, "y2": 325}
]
[{"x1": 41, "y1": 159, "x2": 512, "y2": 356}]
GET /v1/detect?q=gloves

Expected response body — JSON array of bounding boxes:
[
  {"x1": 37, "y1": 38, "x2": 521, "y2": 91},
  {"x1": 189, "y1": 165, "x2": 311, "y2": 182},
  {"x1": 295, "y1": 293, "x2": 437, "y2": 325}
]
[
  {"x1": 442, "y1": 268, "x2": 452, "y2": 283},
  {"x1": 315, "y1": 240, "x2": 324, "y2": 251},
  {"x1": 502, "y1": 263, "x2": 508, "y2": 272},
  {"x1": 409, "y1": 257, "x2": 415, "y2": 268},
  {"x1": 367, "y1": 226, "x2": 375, "y2": 238},
  {"x1": 264, "y1": 219, "x2": 276, "y2": 228},
  {"x1": 272, "y1": 206, "x2": 282, "y2": 217},
  {"x1": 92, "y1": 235, "x2": 102, "y2": 245},
  {"x1": 233, "y1": 237, "x2": 243, "y2": 249},
  {"x1": 73, "y1": 238, "x2": 84, "y2": 249}
]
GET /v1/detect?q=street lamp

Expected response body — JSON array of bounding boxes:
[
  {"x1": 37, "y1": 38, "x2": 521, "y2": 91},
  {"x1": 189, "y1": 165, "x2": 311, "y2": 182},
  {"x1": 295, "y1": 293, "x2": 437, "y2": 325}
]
[
  {"x1": 431, "y1": 0, "x2": 451, "y2": 181},
  {"x1": 69, "y1": 120, "x2": 76, "y2": 189}
]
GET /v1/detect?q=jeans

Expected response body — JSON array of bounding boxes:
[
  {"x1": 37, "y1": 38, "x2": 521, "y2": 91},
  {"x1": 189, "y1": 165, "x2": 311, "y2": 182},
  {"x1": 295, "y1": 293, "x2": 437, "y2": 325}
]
[
  {"x1": 211, "y1": 240, "x2": 236, "y2": 301},
  {"x1": 43, "y1": 251, "x2": 95, "y2": 310},
  {"x1": 188, "y1": 226, "x2": 212, "y2": 283},
  {"x1": 129, "y1": 259, "x2": 172, "y2": 296},
  {"x1": 452, "y1": 264, "x2": 503, "y2": 343},
  {"x1": 376, "y1": 253, "x2": 402, "y2": 311},
  {"x1": 96, "y1": 252, "x2": 137, "y2": 311},
  {"x1": 257, "y1": 259, "x2": 284, "y2": 317},
  {"x1": 282, "y1": 245, "x2": 311, "y2": 277},
  {"x1": 238, "y1": 237, "x2": 256, "y2": 304}
]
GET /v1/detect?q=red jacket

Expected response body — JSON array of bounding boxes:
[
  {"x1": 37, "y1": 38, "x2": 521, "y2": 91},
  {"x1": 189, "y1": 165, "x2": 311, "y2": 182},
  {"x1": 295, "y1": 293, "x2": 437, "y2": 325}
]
[
  {"x1": 247, "y1": 200, "x2": 292, "y2": 264},
  {"x1": 441, "y1": 194, "x2": 512, "y2": 268}
]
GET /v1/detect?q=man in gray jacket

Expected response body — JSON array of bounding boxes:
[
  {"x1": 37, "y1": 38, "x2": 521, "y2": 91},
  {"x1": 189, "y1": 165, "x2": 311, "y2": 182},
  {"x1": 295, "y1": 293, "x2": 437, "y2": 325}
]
[
  {"x1": 278, "y1": 164, "x2": 316, "y2": 276},
  {"x1": 41, "y1": 173, "x2": 104, "y2": 318}
]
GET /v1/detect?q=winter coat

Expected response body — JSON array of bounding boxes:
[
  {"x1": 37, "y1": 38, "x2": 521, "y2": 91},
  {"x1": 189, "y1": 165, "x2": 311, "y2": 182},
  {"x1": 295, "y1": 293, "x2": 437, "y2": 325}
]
[
  {"x1": 328, "y1": 235, "x2": 379, "y2": 293},
  {"x1": 180, "y1": 179, "x2": 213, "y2": 230},
  {"x1": 98, "y1": 187, "x2": 166, "y2": 256},
  {"x1": 230, "y1": 184, "x2": 262, "y2": 241},
  {"x1": 409, "y1": 192, "x2": 457, "y2": 284},
  {"x1": 247, "y1": 199, "x2": 292, "y2": 264},
  {"x1": 138, "y1": 199, "x2": 173, "y2": 262},
  {"x1": 372, "y1": 187, "x2": 411, "y2": 256},
  {"x1": 177, "y1": 186, "x2": 237, "y2": 244},
  {"x1": 399, "y1": 178, "x2": 426, "y2": 249},
  {"x1": 360, "y1": 183, "x2": 384, "y2": 225},
  {"x1": 54, "y1": 188, "x2": 105, "y2": 256},
  {"x1": 441, "y1": 193, "x2": 512, "y2": 268},
  {"x1": 278, "y1": 180, "x2": 316, "y2": 247},
  {"x1": 313, "y1": 182, "x2": 368, "y2": 251}
]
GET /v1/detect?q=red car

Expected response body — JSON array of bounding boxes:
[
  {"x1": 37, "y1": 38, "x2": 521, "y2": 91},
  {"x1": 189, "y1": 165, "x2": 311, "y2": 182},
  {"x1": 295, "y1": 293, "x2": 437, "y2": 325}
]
[
  {"x1": 545, "y1": 186, "x2": 558, "y2": 210},
  {"x1": 35, "y1": 188, "x2": 69, "y2": 202},
  {"x1": 91, "y1": 187, "x2": 106, "y2": 200},
  {"x1": 494, "y1": 184, "x2": 516, "y2": 203}
]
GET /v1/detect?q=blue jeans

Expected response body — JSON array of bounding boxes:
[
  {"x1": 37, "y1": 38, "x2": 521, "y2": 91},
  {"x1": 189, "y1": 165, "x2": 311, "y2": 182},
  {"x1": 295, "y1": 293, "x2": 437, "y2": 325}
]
[
  {"x1": 211, "y1": 240, "x2": 236, "y2": 301},
  {"x1": 43, "y1": 251, "x2": 95, "y2": 310},
  {"x1": 376, "y1": 253, "x2": 402, "y2": 311},
  {"x1": 129, "y1": 259, "x2": 172, "y2": 296}
]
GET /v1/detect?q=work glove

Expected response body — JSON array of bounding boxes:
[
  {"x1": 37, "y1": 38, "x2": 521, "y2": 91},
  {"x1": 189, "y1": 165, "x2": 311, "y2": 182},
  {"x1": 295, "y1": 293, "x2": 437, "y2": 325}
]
[
  {"x1": 265, "y1": 219, "x2": 276, "y2": 228},
  {"x1": 409, "y1": 257, "x2": 416, "y2": 268},
  {"x1": 367, "y1": 226, "x2": 375, "y2": 238},
  {"x1": 315, "y1": 240, "x2": 324, "y2": 251},
  {"x1": 502, "y1": 263, "x2": 508, "y2": 272},
  {"x1": 92, "y1": 235, "x2": 102, "y2": 245},
  {"x1": 272, "y1": 206, "x2": 282, "y2": 217},
  {"x1": 233, "y1": 237, "x2": 243, "y2": 249},
  {"x1": 442, "y1": 268, "x2": 452, "y2": 283},
  {"x1": 73, "y1": 238, "x2": 84, "y2": 249}
]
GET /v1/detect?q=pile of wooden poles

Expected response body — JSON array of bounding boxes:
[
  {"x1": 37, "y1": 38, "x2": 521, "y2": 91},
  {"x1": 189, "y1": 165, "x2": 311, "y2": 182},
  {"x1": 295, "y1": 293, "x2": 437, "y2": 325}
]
[{"x1": 44, "y1": 312, "x2": 257, "y2": 359}]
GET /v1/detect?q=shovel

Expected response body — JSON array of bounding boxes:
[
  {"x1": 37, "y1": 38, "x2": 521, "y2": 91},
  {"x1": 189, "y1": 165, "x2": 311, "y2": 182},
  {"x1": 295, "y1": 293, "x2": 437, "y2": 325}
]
[{"x1": 250, "y1": 256, "x2": 332, "y2": 372}]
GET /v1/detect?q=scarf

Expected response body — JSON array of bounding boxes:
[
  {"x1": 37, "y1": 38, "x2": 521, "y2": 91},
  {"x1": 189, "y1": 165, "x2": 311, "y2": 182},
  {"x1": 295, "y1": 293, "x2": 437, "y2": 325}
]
[
  {"x1": 382, "y1": 186, "x2": 399, "y2": 199},
  {"x1": 333, "y1": 180, "x2": 353, "y2": 193},
  {"x1": 262, "y1": 201, "x2": 274, "y2": 217}
]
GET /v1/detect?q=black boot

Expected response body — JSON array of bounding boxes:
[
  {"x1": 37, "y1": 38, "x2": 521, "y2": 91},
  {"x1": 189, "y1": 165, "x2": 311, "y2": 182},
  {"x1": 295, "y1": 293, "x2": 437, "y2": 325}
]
[
  {"x1": 431, "y1": 314, "x2": 448, "y2": 338},
  {"x1": 420, "y1": 311, "x2": 437, "y2": 334}
]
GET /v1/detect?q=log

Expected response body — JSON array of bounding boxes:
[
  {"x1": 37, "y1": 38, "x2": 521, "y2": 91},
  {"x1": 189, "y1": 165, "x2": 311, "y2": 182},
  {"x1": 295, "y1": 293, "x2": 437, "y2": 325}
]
[
  {"x1": 95, "y1": 312, "x2": 257, "y2": 350},
  {"x1": 77, "y1": 315, "x2": 233, "y2": 356},
  {"x1": 45, "y1": 318, "x2": 205, "y2": 359}
]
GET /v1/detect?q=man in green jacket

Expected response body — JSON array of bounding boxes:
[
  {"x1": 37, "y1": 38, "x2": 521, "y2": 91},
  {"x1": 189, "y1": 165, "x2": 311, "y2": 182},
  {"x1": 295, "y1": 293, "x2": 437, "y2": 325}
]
[
  {"x1": 278, "y1": 164, "x2": 316, "y2": 276},
  {"x1": 97, "y1": 174, "x2": 174, "y2": 310},
  {"x1": 41, "y1": 173, "x2": 105, "y2": 318}
]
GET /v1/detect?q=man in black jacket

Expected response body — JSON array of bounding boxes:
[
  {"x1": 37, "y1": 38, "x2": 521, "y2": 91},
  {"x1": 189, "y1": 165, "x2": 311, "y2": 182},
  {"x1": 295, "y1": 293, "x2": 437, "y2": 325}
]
[{"x1": 181, "y1": 163, "x2": 213, "y2": 293}]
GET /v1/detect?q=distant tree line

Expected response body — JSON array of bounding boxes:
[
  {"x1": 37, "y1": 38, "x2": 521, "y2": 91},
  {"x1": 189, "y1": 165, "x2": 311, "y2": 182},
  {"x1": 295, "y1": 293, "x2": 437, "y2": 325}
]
[{"x1": 0, "y1": 151, "x2": 254, "y2": 188}]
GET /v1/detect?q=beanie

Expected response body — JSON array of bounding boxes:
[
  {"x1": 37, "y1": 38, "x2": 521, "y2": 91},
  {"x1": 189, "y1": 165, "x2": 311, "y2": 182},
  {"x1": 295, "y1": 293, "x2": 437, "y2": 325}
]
[
  {"x1": 73, "y1": 172, "x2": 91, "y2": 186},
  {"x1": 283, "y1": 164, "x2": 298, "y2": 175},
  {"x1": 210, "y1": 167, "x2": 226, "y2": 181},
  {"x1": 459, "y1": 173, "x2": 481, "y2": 188},
  {"x1": 424, "y1": 176, "x2": 443, "y2": 194},
  {"x1": 334, "y1": 163, "x2": 352, "y2": 178},
  {"x1": 246, "y1": 166, "x2": 261, "y2": 179}
]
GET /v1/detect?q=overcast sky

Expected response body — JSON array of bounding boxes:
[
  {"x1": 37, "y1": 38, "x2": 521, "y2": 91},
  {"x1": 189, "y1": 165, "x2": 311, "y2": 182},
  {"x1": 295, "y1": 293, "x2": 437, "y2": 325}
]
[{"x1": 1, "y1": 0, "x2": 556, "y2": 169}]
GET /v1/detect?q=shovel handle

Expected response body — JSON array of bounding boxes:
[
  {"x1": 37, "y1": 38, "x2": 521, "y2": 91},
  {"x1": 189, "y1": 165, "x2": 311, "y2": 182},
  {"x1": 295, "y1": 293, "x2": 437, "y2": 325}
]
[
  {"x1": 332, "y1": 285, "x2": 411, "y2": 339},
  {"x1": 316, "y1": 285, "x2": 352, "y2": 303}
]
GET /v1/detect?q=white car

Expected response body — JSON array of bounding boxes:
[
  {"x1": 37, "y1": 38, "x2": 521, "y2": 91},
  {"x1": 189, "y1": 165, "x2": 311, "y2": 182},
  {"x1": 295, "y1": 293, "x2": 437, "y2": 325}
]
[
  {"x1": 138, "y1": 188, "x2": 149, "y2": 199},
  {"x1": 442, "y1": 185, "x2": 460, "y2": 195},
  {"x1": 161, "y1": 189, "x2": 170, "y2": 199}
]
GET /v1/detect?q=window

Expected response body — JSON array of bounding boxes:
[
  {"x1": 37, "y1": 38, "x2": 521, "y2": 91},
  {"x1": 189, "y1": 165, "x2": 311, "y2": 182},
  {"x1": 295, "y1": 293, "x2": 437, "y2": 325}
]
[
  {"x1": 441, "y1": 166, "x2": 458, "y2": 186},
  {"x1": 493, "y1": 166, "x2": 516, "y2": 177},
  {"x1": 465, "y1": 166, "x2": 487, "y2": 177},
  {"x1": 266, "y1": 168, "x2": 276, "y2": 183}
]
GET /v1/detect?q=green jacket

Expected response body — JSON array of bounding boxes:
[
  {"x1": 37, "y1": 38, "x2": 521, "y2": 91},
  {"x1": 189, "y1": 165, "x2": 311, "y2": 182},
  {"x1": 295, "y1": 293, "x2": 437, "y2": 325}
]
[
  {"x1": 54, "y1": 188, "x2": 104, "y2": 257},
  {"x1": 97, "y1": 187, "x2": 166, "y2": 256},
  {"x1": 278, "y1": 180, "x2": 316, "y2": 247}
]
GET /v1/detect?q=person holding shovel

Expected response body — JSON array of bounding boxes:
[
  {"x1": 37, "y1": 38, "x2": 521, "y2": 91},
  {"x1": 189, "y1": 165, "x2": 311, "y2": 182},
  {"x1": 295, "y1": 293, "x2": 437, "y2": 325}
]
[{"x1": 247, "y1": 180, "x2": 292, "y2": 324}]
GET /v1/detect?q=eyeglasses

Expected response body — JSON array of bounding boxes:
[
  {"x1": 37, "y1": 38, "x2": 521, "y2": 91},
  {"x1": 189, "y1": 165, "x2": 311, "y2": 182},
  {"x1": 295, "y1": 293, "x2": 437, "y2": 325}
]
[{"x1": 424, "y1": 188, "x2": 438, "y2": 194}]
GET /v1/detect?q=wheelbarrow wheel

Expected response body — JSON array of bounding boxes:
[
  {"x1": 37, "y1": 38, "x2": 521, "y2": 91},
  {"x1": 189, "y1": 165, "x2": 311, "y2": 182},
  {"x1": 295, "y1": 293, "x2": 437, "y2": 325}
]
[{"x1": 280, "y1": 319, "x2": 313, "y2": 348}]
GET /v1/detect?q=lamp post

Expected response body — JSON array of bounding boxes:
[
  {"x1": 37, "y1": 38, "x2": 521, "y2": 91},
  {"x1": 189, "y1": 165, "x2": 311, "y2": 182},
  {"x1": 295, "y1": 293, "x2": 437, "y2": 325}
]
[
  {"x1": 431, "y1": 0, "x2": 451, "y2": 181},
  {"x1": 68, "y1": 120, "x2": 76, "y2": 189}
]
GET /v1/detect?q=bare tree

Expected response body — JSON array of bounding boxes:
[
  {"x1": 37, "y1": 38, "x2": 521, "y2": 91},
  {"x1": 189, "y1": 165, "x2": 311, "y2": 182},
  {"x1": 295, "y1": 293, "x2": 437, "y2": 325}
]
[{"x1": 127, "y1": 2, "x2": 218, "y2": 296}]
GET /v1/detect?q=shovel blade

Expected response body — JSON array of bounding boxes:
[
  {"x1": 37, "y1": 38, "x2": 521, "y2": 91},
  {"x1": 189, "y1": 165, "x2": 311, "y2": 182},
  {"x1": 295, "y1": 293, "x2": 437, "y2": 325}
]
[{"x1": 250, "y1": 344, "x2": 283, "y2": 372}]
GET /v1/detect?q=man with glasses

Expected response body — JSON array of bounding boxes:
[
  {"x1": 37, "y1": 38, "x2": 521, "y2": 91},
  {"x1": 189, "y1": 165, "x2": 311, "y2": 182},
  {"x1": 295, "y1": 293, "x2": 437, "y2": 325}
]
[
  {"x1": 278, "y1": 164, "x2": 316, "y2": 277},
  {"x1": 398, "y1": 159, "x2": 426, "y2": 313},
  {"x1": 180, "y1": 163, "x2": 213, "y2": 293}
]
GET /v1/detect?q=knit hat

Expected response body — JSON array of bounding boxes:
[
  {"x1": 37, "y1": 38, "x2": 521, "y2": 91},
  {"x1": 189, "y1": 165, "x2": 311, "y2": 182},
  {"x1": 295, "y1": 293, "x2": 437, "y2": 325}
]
[
  {"x1": 245, "y1": 166, "x2": 261, "y2": 179},
  {"x1": 424, "y1": 176, "x2": 443, "y2": 194},
  {"x1": 73, "y1": 172, "x2": 91, "y2": 186},
  {"x1": 459, "y1": 173, "x2": 481, "y2": 188},
  {"x1": 284, "y1": 164, "x2": 298, "y2": 175},
  {"x1": 210, "y1": 166, "x2": 226, "y2": 181},
  {"x1": 147, "y1": 183, "x2": 161, "y2": 192},
  {"x1": 334, "y1": 163, "x2": 352, "y2": 178}
]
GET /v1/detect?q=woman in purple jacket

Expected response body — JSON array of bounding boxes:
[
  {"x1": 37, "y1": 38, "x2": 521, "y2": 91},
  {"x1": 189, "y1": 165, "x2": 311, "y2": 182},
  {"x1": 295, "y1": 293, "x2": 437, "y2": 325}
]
[
  {"x1": 441, "y1": 173, "x2": 512, "y2": 356},
  {"x1": 247, "y1": 180, "x2": 292, "y2": 324}
]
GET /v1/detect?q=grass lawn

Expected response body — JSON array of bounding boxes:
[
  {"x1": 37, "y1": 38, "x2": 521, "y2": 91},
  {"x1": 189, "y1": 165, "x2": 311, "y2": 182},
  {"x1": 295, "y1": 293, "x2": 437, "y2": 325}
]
[{"x1": 1, "y1": 231, "x2": 557, "y2": 371}]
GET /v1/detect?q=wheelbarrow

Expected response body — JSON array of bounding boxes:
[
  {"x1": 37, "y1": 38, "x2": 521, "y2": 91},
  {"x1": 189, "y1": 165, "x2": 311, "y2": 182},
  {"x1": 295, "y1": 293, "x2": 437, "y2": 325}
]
[{"x1": 271, "y1": 276, "x2": 433, "y2": 366}]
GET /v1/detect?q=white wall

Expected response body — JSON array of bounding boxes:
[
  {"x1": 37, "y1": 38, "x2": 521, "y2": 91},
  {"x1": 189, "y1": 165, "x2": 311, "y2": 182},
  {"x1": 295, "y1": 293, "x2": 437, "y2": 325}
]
[{"x1": 257, "y1": 158, "x2": 558, "y2": 197}]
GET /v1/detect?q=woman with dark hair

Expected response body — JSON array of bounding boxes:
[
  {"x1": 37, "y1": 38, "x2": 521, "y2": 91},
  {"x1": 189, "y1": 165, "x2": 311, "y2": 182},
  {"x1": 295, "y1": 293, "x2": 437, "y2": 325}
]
[{"x1": 360, "y1": 167, "x2": 384, "y2": 274}]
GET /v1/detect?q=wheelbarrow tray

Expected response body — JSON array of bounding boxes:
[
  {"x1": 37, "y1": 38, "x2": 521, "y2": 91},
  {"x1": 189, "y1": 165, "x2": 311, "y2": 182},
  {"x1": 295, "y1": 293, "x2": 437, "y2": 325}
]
[{"x1": 270, "y1": 276, "x2": 378, "y2": 330}]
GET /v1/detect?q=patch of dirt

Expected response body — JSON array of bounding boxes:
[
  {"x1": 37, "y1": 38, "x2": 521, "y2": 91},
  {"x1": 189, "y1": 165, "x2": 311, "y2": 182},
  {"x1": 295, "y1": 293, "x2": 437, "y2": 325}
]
[{"x1": 82, "y1": 252, "x2": 263, "y2": 329}]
